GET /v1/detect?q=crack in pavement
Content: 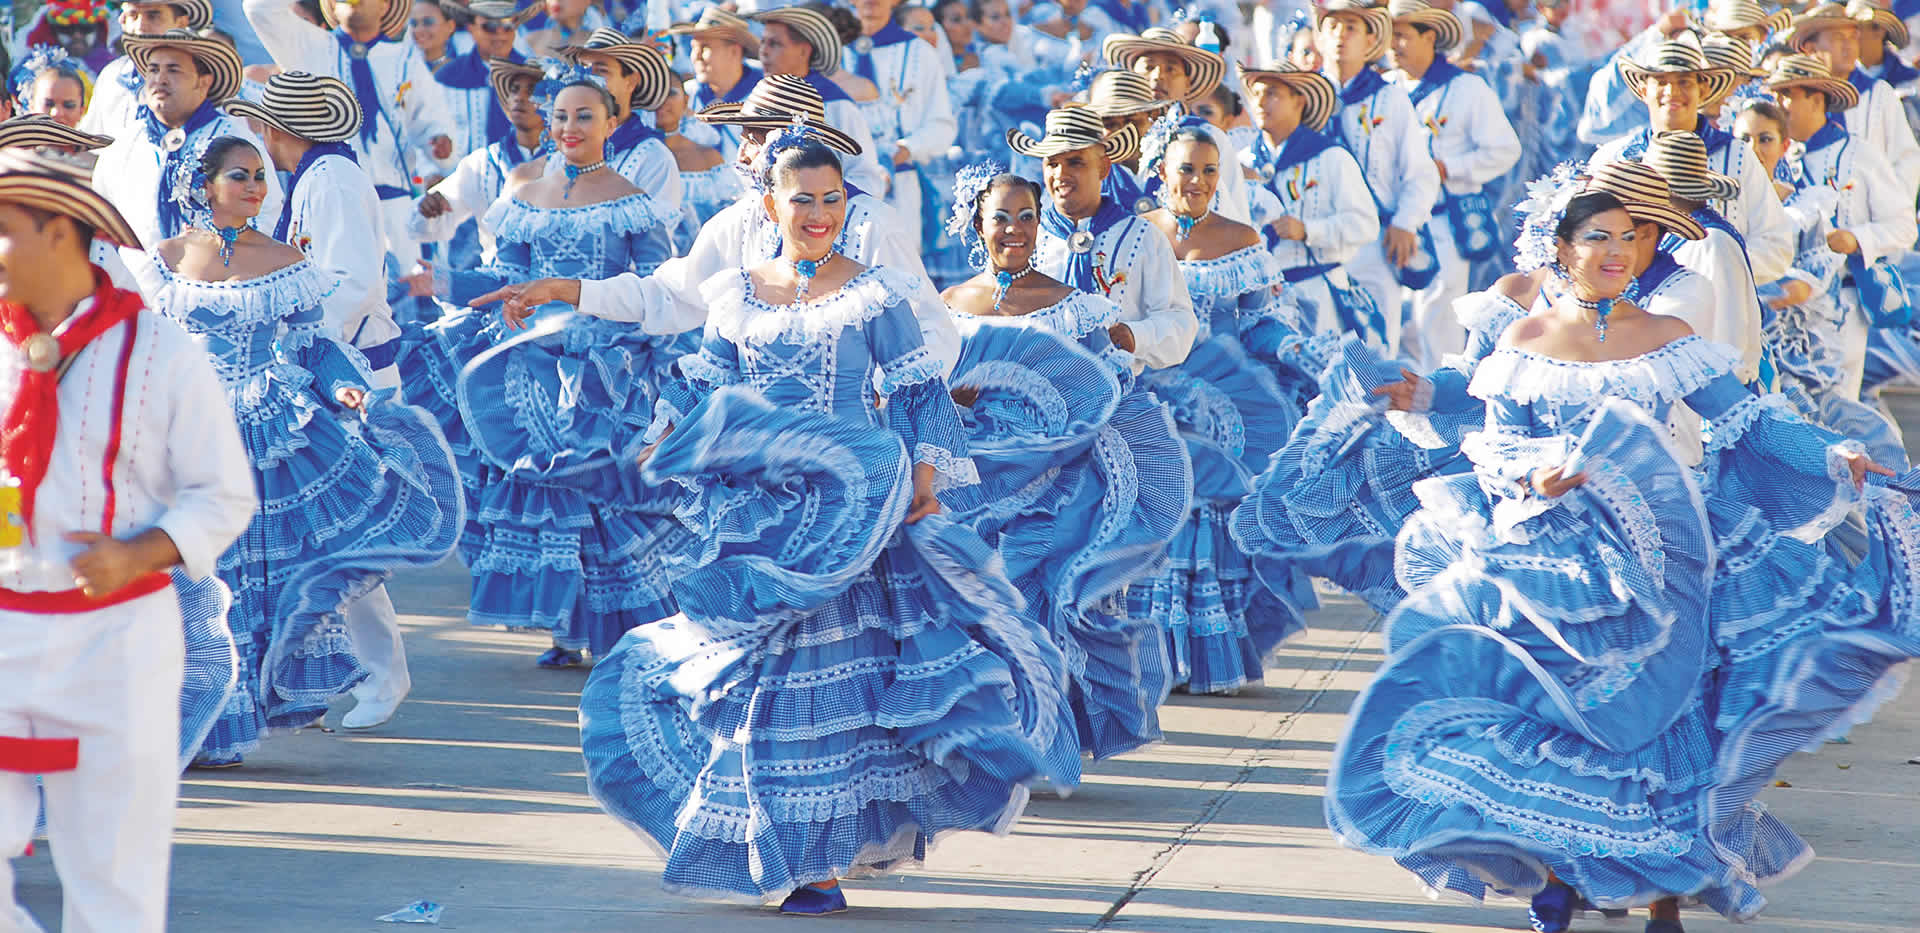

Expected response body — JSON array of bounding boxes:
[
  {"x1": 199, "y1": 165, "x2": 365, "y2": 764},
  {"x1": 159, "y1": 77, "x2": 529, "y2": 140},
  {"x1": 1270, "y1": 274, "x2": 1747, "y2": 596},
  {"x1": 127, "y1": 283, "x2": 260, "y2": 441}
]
[{"x1": 1087, "y1": 610, "x2": 1385, "y2": 931}]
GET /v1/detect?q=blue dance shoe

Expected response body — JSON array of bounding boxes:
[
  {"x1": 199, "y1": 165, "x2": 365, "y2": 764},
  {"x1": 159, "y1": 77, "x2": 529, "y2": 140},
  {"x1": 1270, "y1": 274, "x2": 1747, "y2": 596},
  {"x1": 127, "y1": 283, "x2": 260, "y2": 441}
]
[
  {"x1": 1529, "y1": 880, "x2": 1577, "y2": 933},
  {"x1": 535, "y1": 646, "x2": 587, "y2": 669},
  {"x1": 779, "y1": 884, "x2": 849, "y2": 916}
]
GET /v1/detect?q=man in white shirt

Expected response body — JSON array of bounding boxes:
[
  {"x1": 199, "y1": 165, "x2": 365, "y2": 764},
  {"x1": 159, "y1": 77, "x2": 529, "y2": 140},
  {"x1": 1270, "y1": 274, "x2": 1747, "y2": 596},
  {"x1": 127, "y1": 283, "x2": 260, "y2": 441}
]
[
  {"x1": 1316, "y1": 0, "x2": 1442, "y2": 352},
  {"x1": 1386, "y1": 0, "x2": 1518, "y2": 366},
  {"x1": 751, "y1": 6, "x2": 890, "y2": 194},
  {"x1": 1639, "y1": 130, "x2": 1766, "y2": 382},
  {"x1": 844, "y1": 0, "x2": 959, "y2": 248},
  {"x1": 77, "y1": 0, "x2": 213, "y2": 136},
  {"x1": 93, "y1": 29, "x2": 283, "y2": 260},
  {"x1": 429, "y1": 0, "x2": 538, "y2": 161},
  {"x1": 224, "y1": 72, "x2": 420, "y2": 729},
  {"x1": 669, "y1": 8, "x2": 764, "y2": 163},
  {"x1": 0, "y1": 147, "x2": 254, "y2": 933},
  {"x1": 414, "y1": 59, "x2": 547, "y2": 269},
  {"x1": 1103, "y1": 27, "x2": 1257, "y2": 225},
  {"x1": 1017, "y1": 106, "x2": 1198, "y2": 371},
  {"x1": 245, "y1": 0, "x2": 456, "y2": 270},
  {"x1": 1785, "y1": 2, "x2": 1920, "y2": 202},
  {"x1": 556, "y1": 29, "x2": 685, "y2": 216}
]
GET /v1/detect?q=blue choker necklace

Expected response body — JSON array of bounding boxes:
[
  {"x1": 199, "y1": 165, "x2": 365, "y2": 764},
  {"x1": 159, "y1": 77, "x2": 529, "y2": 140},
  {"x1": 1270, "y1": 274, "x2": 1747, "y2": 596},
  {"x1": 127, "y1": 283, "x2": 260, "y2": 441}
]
[
  {"x1": 213, "y1": 223, "x2": 248, "y2": 266},
  {"x1": 792, "y1": 251, "x2": 834, "y2": 301},
  {"x1": 991, "y1": 263, "x2": 1034, "y2": 312},
  {"x1": 563, "y1": 160, "x2": 606, "y2": 197},
  {"x1": 1174, "y1": 209, "x2": 1206, "y2": 241}
]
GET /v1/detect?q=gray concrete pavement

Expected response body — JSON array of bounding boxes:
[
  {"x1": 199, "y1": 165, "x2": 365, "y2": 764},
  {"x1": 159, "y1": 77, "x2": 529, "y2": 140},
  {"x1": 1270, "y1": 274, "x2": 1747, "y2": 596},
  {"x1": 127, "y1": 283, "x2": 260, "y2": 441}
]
[{"x1": 16, "y1": 412, "x2": 1920, "y2": 932}]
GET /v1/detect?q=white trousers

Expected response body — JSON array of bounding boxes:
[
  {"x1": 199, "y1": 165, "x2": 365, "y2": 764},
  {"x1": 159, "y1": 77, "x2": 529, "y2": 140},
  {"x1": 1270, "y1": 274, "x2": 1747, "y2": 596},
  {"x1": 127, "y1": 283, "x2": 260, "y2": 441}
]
[
  {"x1": 346, "y1": 586, "x2": 410, "y2": 706},
  {"x1": 886, "y1": 166, "x2": 923, "y2": 257},
  {"x1": 1345, "y1": 240, "x2": 1404, "y2": 354},
  {"x1": 380, "y1": 196, "x2": 420, "y2": 271},
  {"x1": 1839, "y1": 297, "x2": 1872, "y2": 402},
  {"x1": 1404, "y1": 221, "x2": 1470, "y2": 370},
  {"x1": 0, "y1": 590, "x2": 184, "y2": 933}
]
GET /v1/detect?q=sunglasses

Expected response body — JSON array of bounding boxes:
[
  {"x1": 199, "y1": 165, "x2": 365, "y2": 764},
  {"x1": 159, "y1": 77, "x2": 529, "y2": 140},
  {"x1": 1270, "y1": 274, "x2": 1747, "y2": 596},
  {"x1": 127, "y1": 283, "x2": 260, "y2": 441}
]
[{"x1": 476, "y1": 19, "x2": 515, "y2": 32}]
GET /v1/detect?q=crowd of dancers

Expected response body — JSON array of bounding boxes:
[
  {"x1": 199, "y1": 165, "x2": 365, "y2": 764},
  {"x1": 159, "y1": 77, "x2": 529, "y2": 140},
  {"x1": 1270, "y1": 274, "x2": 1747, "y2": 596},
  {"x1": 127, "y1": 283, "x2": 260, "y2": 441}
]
[{"x1": 6, "y1": 0, "x2": 1920, "y2": 929}]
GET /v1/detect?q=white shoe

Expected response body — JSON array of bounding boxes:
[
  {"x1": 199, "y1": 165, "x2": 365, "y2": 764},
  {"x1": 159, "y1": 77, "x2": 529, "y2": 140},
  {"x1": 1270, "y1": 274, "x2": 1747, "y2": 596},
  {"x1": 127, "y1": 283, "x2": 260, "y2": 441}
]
[{"x1": 342, "y1": 692, "x2": 404, "y2": 729}]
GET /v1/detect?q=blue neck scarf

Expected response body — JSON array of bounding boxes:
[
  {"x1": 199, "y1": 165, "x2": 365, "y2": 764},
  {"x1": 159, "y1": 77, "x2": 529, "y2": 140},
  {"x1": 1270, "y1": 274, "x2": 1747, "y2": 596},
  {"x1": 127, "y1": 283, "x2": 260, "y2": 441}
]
[
  {"x1": 495, "y1": 130, "x2": 545, "y2": 169},
  {"x1": 1898, "y1": 0, "x2": 1920, "y2": 19},
  {"x1": 849, "y1": 22, "x2": 917, "y2": 82},
  {"x1": 116, "y1": 55, "x2": 144, "y2": 93},
  {"x1": 800, "y1": 70, "x2": 854, "y2": 103},
  {"x1": 1850, "y1": 66, "x2": 1877, "y2": 97},
  {"x1": 1253, "y1": 126, "x2": 1336, "y2": 246},
  {"x1": 436, "y1": 49, "x2": 524, "y2": 143},
  {"x1": 605, "y1": 113, "x2": 663, "y2": 159},
  {"x1": 1636, "y1": 250, "x2": 1684, "y2": 297},
  {"x1": 1103, "y1": 165, "x2": 1148, "y2": 212},
  {"x1": 142, "y1": 100, "x2": 219, "y2": 239},
  {"x1": 695, "y1": 66, "x2": 761, "y2": 109},
  {"x1": 1620, "y1": 115, "x2": 1732, "y2": 160},
  {"x1": 275, "y1": 142, "x2": 358, "y2": 242},
  {"x1": 336, "y1": 30, "x2": 391, "y2": 147},
  {"x1": 1041, "y1": 197, "x2": 1132, "y2": 293},
  {"x1": 1880, "y1": 54, "x2": 1919, "y2": 87},
  {"x1": 1406, "y1": 58, "x2": 1462, "y2": 107},
  {"x1": 1326, "y1": 67, "x2": 1387, "y2": 149},
  {"x1": 1806, "y1": 119, "x2": 1849, "y2": 153}
]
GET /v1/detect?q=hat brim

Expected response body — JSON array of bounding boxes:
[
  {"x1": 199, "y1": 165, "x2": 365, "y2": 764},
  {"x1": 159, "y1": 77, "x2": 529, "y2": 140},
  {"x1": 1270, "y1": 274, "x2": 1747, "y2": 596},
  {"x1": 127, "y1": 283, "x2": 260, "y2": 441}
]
[
  {"x1": 0, "y1": 117, "x2": 113, "y2": 151},
  {"x1": 1100, "y1": 37, "x2": 1226, "y2": 103},
  {"x1": 1866, "y1": 9, "x2": 1910, "y2": 49},
  {"x1": 1241, "y1": 68, "x2": 1338, "y2": 132},
  {"x1": 563, "y1": 43, "x2": 675, "y2": 111},
  {"x1": 1619, "y1": 62, "x2": 1737, "y2": 106},
  {"x1": 1394, "y1": 9, "x2": 1463, "y2": 52},
  {"x1": 221, "y1": 96, "x2": 360, "y2": 144},
  {"x1": 666, "y1": 22, "x2": 761, "y2": 57},
  {"x1": 1769, "y1": 74, "x2": 1862, "y2": 109},
  {"x1": 1625, "y1": 200, "x2": 1707, "y2": 240},
  {"x1": 319, "y1": 0, "x2": 408, "y2": 40},
  {"x1": 695, "y1": 104, "x2": 865, "y2": 156},
  {"x1": 441, "y1": 2, "x2": 541, "y2": 28},
  {"x1": 1005, "y1": 121, "x2": 1141, "y2": 162},
  {"x1": 751, "y1": 11, "x2": 843, "y2": 76},
  {"x1": 121, "y1": 35, "x2": 243, "y2": 104},
  {"x1": 0, "y1": 174, "x2": 140, "y2": 248},
  {"x1": 1313, "y1": 7, "x2": 1393, "y2": 63},
  {"x1": 1783, "y1": 12, "x2": 1874, "y2": 48},
  {"x1": 486, "y1": 59, "x2": 544, "y2": 103},
  {"x1": 1086, "y1": 95, "x2": 1173, "y2": 117},
  {"x1": 1706, "y1": 8, "x2": 1794, "y2": 36}
]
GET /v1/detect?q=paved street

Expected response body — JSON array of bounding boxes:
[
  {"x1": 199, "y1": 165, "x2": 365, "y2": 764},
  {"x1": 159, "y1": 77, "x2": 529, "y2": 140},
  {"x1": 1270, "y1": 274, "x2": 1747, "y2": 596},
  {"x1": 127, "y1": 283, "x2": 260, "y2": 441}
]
[{"x1": 16, "y1": 404, "x2": 1920, "y2": 931}]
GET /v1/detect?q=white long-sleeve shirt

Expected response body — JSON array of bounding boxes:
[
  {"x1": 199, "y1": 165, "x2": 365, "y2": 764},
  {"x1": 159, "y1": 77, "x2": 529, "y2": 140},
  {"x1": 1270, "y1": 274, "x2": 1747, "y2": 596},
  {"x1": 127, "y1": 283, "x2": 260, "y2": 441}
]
[
  {"x1": 412, "y1": 139, "x2": 543, "y2": 264},
  {"x1": 77, "y1": 56, "x2": 141, "y2": 136},
  {"x1": 1844, "y1": 69, "x2": 1920, "y2": 204},
  {"x1": 843, "y1": 30, "x2": 958, "y2": 168},
  {"x1": 1592, "y1": 124, "x2": 1795, "y2": 285},
  {"x1": 245, "y1": 0, "x2": 456, "y2": 196},
  {"x1": 0, "y1": 304, "x2": 255, "y2": 592},
  {"x1": 1669, "y1": 224, "x2": 1764, "y2": 383},
  {"x1": 577, "y1": 190, "x2": 960, "y2": 375},
  {"x1": 1245, "y1": 132, "x2": 1379, "y2": 269},
  {"x1": 283, "y1": 153, "x2": 400, "y2": 356},
  {"x1": 1391, "y1": 64, "x2": 1521, "y2": 197},
  {"x1": 1792, "y1": 123, "x2": 1917, "y2": 267},
  {"x1": 1034, "y1": 210, "x2": 1198, "y2": 371},
  {"x1": 1324, "y1": 70, "x2": 1442, "y2": 237},
  {"x1": 95, "y1": 111, "x2": 284, "y2": 255}
]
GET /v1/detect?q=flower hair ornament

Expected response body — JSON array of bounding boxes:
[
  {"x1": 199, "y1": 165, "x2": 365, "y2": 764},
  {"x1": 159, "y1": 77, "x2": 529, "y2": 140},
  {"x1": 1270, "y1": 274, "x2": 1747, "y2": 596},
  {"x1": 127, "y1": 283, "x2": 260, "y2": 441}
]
[
  {"x1": 946, "y1": 159, "x2": 1005, "y2": 271},
  {"x1": 531, "y1": 58, "x2": 613, "y2": 120},
  {"x1": 1511, "y1": 161, "x2": 1584, "y2": 274},
  {"x1": 747, "y1": 116, "x2": 823, "y2": 195},
  {"x1": 1070, "y1": 60, "x2": 1097, "y2": 94},
  {"x1": 167, "y1": 134, "x2": 253, "y2": 266}
]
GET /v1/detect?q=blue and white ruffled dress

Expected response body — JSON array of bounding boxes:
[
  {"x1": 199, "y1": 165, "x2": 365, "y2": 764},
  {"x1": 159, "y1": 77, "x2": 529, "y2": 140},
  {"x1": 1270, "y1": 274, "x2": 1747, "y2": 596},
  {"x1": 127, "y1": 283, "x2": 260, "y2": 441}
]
[
  {"x1": 579, "y1": 265, "x2": 1072, "y2": 901},
  {"x1": 1327, "y1": 336, "x2": 1920, "y2": 920},
  {"x1": 947, "y1": 290, "x2": 1190, "y2": 766},
  {"x1": 1132, "y1": 246, "x2": 1314, "y2": 695},
  {"x1": 396, "y1": 192, "x2": 690, "y2": 655},
  {"x1": 135, "y1": 257, "x2": 463, "y2": 762}
]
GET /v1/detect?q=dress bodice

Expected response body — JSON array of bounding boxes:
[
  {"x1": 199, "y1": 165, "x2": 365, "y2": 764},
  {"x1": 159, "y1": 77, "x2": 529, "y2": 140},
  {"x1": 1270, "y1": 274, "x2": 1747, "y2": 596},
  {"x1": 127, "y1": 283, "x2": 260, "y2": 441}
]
[
  {"x1": 484, "y1": 191, "x2": 676, "y2": 280},
  {"x1": 134, "y1": 254, "x2": 364, "y2": 393},
  {"x1": 949, "y1": 290, "x2": 1129, "y2": 378},
  {"x1": 691, "y1": 266, "x2": 942, "y2": 424},
  {"x1": 1176, "y1": 245, "x2": 1290, "y2": 344},
  {"x1": 1468, "y1": 336, "x2": 1742, "y2": 437}
]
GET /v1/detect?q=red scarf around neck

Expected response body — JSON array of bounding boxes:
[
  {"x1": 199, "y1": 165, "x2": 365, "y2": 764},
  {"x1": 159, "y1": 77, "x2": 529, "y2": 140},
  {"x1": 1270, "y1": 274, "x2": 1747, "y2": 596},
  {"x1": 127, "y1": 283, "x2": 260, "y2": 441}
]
[{"x1": 0, "y1": 266, "x2": 144, "y2": 533}]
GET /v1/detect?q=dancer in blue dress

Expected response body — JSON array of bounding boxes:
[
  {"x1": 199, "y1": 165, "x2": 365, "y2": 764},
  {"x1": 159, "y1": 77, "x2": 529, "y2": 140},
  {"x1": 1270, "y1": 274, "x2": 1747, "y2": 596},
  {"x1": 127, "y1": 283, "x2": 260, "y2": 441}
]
[
  {"x1": 578, "y1": 137, "x2": 1068, "y2": 914},
  {"x1": 397, "y1": 64, "x2": 685, "y2": 666},
  {"x1": 941, "y1": 164, "x2": 1188, "y2": 767},
  {"x1": 1324, "y1": 175, "x2": 1920, "y2": 933},
  {"x1": 135, "y1": 136, "x2": 463, "y2": 767},
  {"x1": 1132, "y1": 127, "x2": 1313, "y2": 695}
]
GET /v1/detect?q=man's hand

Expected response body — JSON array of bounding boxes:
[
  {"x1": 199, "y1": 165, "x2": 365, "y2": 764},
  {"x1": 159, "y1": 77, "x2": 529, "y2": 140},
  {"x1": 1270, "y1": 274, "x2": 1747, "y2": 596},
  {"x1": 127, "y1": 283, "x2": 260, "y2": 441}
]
[
  {"x1": 906, "y1": 462, "x2": 943, "y2": 524},
  {"x1": 893, "y1": 143, "x2": 913, "y2": 167},
  {"x1": 1385, "y1": 226, "x2": 1418, "y2": 267},
  {"x1": 1370, "y1": 368, "x2": 1422, "y2": 411},
  {"x1": 66, "y1": 529, "x2": 180, "y2": 599},
  {"x1": 1827, "y1": 229, "x2": 1860, "y2": 255},
  {"x1": 399, "y1": 262, "x2": 437, "y2": 298},
  {"x1": 471, "y1": 278, "x2": 585, "y2": 328},
  {"x1": 950, "y1": 384, "x2": 980, "y2": 407},
  {"x1": 1656, "y1": 8, "x2": 1690, "y2": 35},
  {"x1": 1271, "y1": 215, "x2": 1307, "y2": 241},
  {"x1": 1768, "y1": 279, "x2": 1814, "y2": 309},
  {"x1": 417, "y1": 191, "x2": 451, "y2": 218},
  {"x1": 1108, "y1": 322, "x2": 1136, "y2": 353},
  {"x1": 1530, "y1": 465, "x2": 1587, "y2": 498},
  {"x1": 335, "y1": 386, "x2": 368, "y2": 410},
  {"x1": 1845, "y1": 449, "x2": 1897, "y2": 490},
  {"x1": 430, "y1": 135, "x2": 454, "y2": 161}
]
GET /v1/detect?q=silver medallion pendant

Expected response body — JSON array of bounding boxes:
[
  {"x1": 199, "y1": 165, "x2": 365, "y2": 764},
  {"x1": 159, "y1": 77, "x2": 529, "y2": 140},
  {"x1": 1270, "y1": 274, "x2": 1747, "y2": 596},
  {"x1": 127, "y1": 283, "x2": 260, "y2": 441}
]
[
  {"x1": 22, "y1": 334, "x2": 59, "y2": 373},
  {"x1": 853, "y1": 36, "x2": 873, "y2": 53},
  {"x1": 1257, "y1": 163, "x2": 1275, "y2": 182},
  {"x1": 162, "y1": 127, "x2": 187, "y2": 153},
  {"x1": 351, "y1": 42, "x2": 369, "y2": 58},
  {"x1": 1069, "y1": 230, "x2": 1095, "y2": 253},
  {"x1": 1133, "y1": 196, "x2": 1156, "y2": 215}
]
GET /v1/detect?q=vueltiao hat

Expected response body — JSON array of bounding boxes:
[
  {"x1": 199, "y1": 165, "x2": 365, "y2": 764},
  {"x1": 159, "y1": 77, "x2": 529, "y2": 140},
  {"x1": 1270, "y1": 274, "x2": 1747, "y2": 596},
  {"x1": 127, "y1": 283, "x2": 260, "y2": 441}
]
[
  {"x1": 1101, "y1": 27, "x2": 1228, "y2": 103},
  {"x1": 1765, "y1": 52, "x2": 1861, "y2": 109},
  {"x1": 121, "y1": 28, "x2": 244, "y2": 104},
  {"x1": 751, "y1": 8, "x2": 843, "y2": 76},
  {"x1": 1240, "y1": 64, "x2": 1339, "y2": 131},
  {"x1": 1583, "y1": 160, "x2": 1708, "y2": 240},
  {"x1": 0, "y1": 147, "x2": 140, "y2": 247},
  {"x1": 1085, "y1": 70, "x2": 1174, "y2": 117},
  {"x1": 666, "y1": 7, "x2": 760, "y2": 57},
  {"x1": 1314, "y1": 0, "x2": 1393, "y2": 63},
  {"x1": 1640, "y1": 129, "x2": 1740, "y2": 201},
  {"x1": 1618, "y1": 35, "x2": 1737, "y2": 104},
  {"x1": 440, "y1": 0, "x2": 540, "y2": 28},
  {"x1": 1847, "y1": 0, "x2": 1909, "y2": 49},
  {"x1": 561, "y1": 28, "x2": 675, "y2": 111},
  {"x1": 1006, "y1": 105, "x2": 1142, "y2": 162},
  {"x1": 696, "y1": 73, "x2": 863, "y2": 155},
  {"x1": 220, "y1": 71, "x2": 362, "y2": 144},
  {"x1": 1702, "y1": 0, "x2": 1792, "y2": 37},
  {"x1": 1781, "y1": 2, "x2": 1875, "y2": 49},
  {"x1": 0, "y1": 115, "x2": 112, "y2": 152},
  {"x1": 121, "y1": 0, "x2": 214, "y2": 30},
  {"x1": 1388, "y1": 0, "x2": 1463, "y2": 52},
  {"x1": 485, "y1": 56, "x2": 544, "y2": 104},
  {"x1": 1700, "y1": 34, "x2": 1763, "y2": 83},
  {"x1": 319, "y1": 0, "x2": 408, "y2": 41}
]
